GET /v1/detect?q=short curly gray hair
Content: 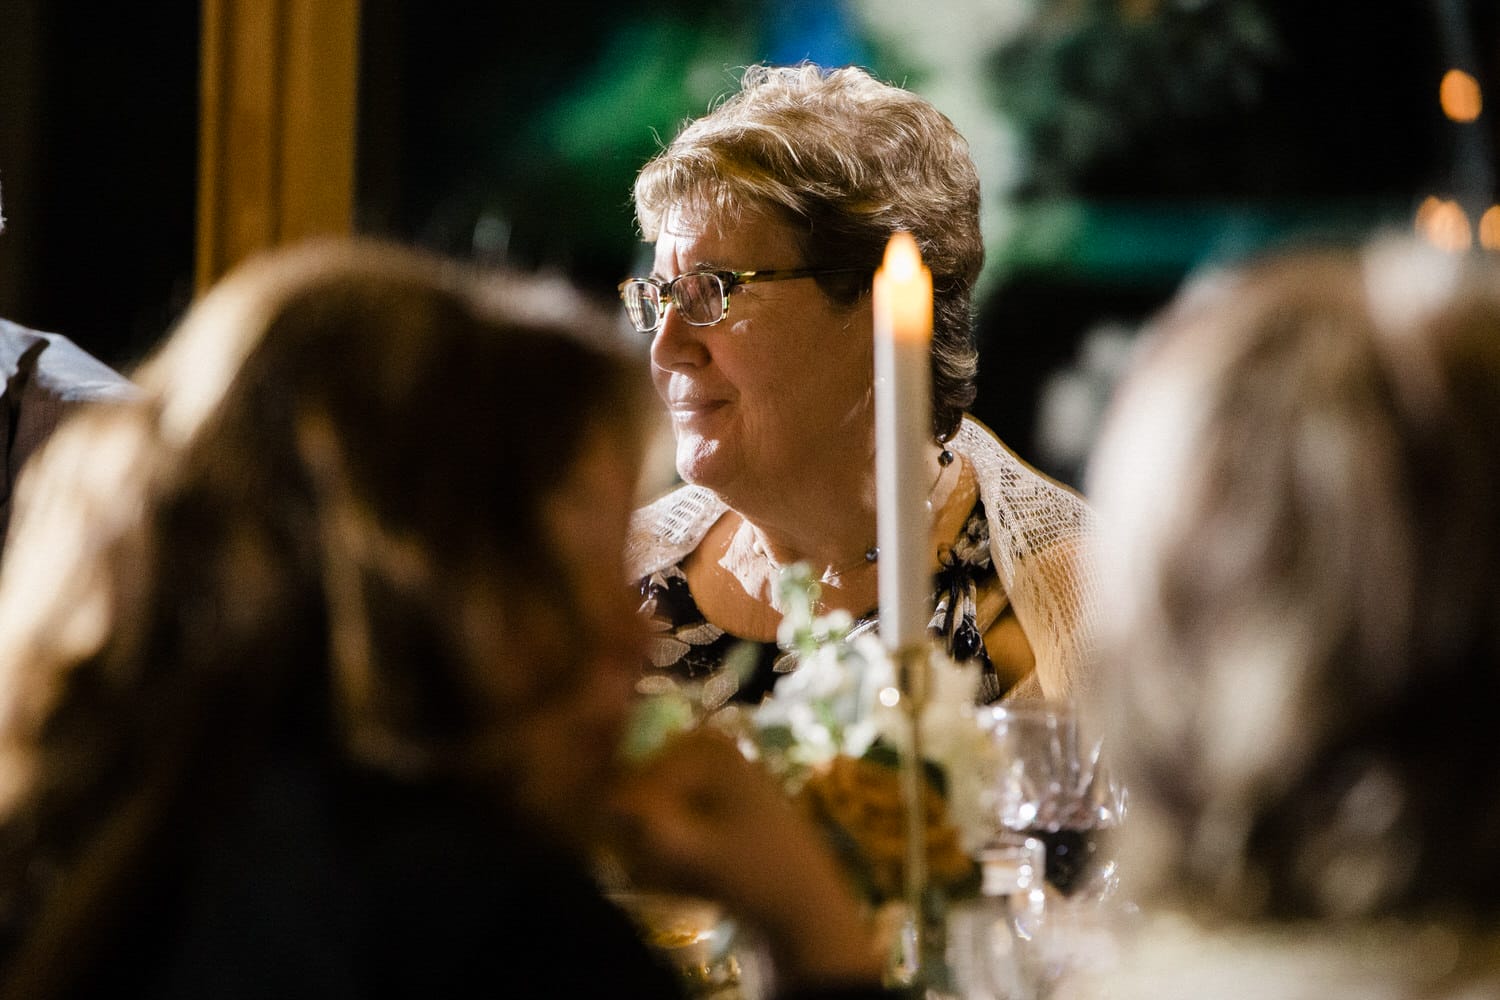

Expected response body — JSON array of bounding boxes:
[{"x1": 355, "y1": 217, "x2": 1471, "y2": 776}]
[{"x1": 632, "y1": 63, "x2": 982, "y2": 440}]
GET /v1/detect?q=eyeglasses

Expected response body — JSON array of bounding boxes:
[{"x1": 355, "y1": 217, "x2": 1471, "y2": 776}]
[{"x1": 617, "y1": 267, "x2": 868, "y2": 333}]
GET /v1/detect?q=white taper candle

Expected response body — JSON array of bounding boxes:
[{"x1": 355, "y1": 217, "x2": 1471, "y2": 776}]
[{"x1": 872, "y1": 230, "x2": 933, "y2": 651}]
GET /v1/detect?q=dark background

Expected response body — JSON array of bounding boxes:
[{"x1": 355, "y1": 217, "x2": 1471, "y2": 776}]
[
  {"x1": 2, "y1": 0, "x2": 1495, "y2": 487},
  {"x1": 0, "y1": 0, "x2": 200, "y2": 369}
]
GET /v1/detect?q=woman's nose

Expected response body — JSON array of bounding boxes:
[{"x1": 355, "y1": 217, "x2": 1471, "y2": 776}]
[{"x1": 649, "y1": 305, "x2": 711, "y2": 371}]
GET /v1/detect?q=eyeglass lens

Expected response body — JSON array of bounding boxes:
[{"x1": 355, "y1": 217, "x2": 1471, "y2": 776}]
[
  {"x1": 624, "y1": 273, "x2": 726, "y2": 331},
  {"x1": 622, "y1": 283, "x2": 662, "y2": 332},
  {"x1": 672, "y1": 273, "x2": 723, "y2": 325}
]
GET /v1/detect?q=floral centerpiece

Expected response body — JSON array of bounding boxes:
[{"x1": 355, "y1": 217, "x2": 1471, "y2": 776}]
[{"x1": 626, "y1": 563, "x2": 994, "y2": 909}]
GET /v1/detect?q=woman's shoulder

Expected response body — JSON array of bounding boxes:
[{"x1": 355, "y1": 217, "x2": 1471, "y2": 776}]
[
  {"x1": 954, "y1": 415, "x2": 1099, "y2": 698},
  {"x1": 954, "y1": 416, "x2": 1091, "y2": 510},
  {"x1": 954, "y1": 414, "x2": 1096, "y2": 553},
  {"x1": 625, "y1": 482, "x2": 727, "y2": 579}
]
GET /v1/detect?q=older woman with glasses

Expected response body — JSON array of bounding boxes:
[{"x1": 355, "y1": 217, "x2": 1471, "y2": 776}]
[{"x1": 623, "y1": 62, "x2": 1096, "y2": 709}]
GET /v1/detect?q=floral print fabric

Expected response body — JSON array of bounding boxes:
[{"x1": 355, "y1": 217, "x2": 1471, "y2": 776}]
[{"x1": 637, "y1": 501, "x2": 1010, "y2": 707}]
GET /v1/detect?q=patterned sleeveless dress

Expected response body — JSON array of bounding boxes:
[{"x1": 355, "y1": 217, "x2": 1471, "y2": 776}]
[
  {"x1": 637, "y1": 499, "x2": 1014, "y2": 707},
  {"x1": 625, "y1": 416, "x2": 1099, "y2": 705}
]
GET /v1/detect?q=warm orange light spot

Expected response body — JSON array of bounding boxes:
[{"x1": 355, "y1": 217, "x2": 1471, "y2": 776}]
[
  {"x1": 874, "y1": 231, "x2": 933, "y2": 344},
  {"x1": 1414, "y1": 195, "x2": 1445, "y2": 231},
  {"x1": 1480, "y1": 206, "x2": 1500, "y2": 250},
  {"x1": 1440, "y1": 68, "x2": 1482, "y2": 122},
  {"x1": 1417, "y1": 198, "x2": 1473, "y2": 252}
]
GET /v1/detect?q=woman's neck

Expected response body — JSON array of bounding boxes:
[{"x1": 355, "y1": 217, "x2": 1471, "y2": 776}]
[
  {"x1": 686, "y1": 444, "x2": 974, "y2": 636},
  {"x1": 725, "y1": 440, "x2": 952, "y2": 589},
  {"x1": 727, "y1": 456, "x2": 879, "y2": 572}
]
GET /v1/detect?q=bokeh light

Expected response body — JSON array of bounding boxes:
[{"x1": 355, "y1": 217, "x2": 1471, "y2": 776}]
[
  {"x1": 1480, "y1": 205, "x2": 1500, "y2": 250},
  {"x1": 1416, "y1": 195, "x2": 1474, "y2": 251},
  {"x1": 1440, "y1": 68, "x2": 1483, "y2": 122}
]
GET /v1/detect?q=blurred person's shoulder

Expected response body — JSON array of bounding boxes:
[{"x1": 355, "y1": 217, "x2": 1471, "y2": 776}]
[
  {"x1": 0, "y1": 316, "x2": 137, "y2": 405},
  {"x1": 0, "y1": 317, "x2": 140, "y2": 542}
]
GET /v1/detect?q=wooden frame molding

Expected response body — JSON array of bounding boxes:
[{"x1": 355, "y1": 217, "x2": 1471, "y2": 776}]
[{"x1": 196, "y1": 0, "x2": 360, "y2": 290}]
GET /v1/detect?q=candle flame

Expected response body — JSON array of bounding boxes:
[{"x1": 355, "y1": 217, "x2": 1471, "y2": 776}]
[
  {"x1": 883, "y1": 230, "x2": 923, "y2": 279},
  {"x1": 875, "y1": 231, "x2": 933, "y2": 345}
]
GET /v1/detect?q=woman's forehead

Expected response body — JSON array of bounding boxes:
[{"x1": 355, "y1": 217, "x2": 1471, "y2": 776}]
[{"x1": 658, "y1": 203, "x2": 798, "y2": 260}]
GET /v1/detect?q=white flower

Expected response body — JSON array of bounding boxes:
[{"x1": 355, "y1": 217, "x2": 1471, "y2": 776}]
[
  {"x1": 790, "y1": 642, "x2": 852, "y2": 701},
  {"x1": 758, "y1": 564, "x2": 995, "y2": 854},
  {"x1": 785, "y1": 702, "x2": 838, "y2": 766},
  {"x1": 867, "y1": 648, "x2": 992, "y2": 851},
  {"x1": 842, "y1": 717, "x2": 881, "y2": 759}
]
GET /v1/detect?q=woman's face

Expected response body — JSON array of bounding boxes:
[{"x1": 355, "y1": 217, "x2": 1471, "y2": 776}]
[{"x1": 649, "y1": 204, "x2": 875, "y2": 507}]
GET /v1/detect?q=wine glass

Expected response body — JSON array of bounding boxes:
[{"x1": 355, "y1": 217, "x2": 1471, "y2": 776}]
[
  {"x1": 976, "y1": 700, "x2": 1124, "y2": 899},
  {"x1": 973, "y1": 700, "x2": 1130, "y2": 994}
]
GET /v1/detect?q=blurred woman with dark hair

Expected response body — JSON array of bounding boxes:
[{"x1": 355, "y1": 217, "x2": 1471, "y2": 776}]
[{"x1": 0, "y1": 238, "x2": 891, "y2": 999}]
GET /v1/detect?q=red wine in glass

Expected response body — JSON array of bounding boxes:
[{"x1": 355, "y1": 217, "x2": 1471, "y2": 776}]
[{"x1": 1021, "y1": 826, "x2": 1101, "y2": 897}]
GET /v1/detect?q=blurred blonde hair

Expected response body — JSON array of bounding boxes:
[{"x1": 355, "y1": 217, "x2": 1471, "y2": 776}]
[
  {"x1": 0, "y1": 237, "x2": 651, "y2": 982},
  {"x1": 1088, "y1": 236, "x2": 1500, "y2": 923}
]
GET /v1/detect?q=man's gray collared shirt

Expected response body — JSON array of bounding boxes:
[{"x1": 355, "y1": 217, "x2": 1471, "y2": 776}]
[{"x1": 0, "y1": 318, "x2": 137, "y2": 545}]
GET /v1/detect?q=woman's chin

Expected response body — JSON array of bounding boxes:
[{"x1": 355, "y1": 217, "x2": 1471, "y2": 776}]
[{"x1": 673, "y1": 441, "x2": 737, "y2": 495}]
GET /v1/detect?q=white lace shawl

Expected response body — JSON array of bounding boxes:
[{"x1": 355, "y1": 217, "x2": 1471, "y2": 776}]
[{"x1": 623, "y1": 415, "x2": 1098, "y2": 697}]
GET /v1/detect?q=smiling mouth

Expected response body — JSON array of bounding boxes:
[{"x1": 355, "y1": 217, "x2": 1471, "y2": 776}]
[{"x1": 668, "y1": 399, "x2": 727, "y2": 418}]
